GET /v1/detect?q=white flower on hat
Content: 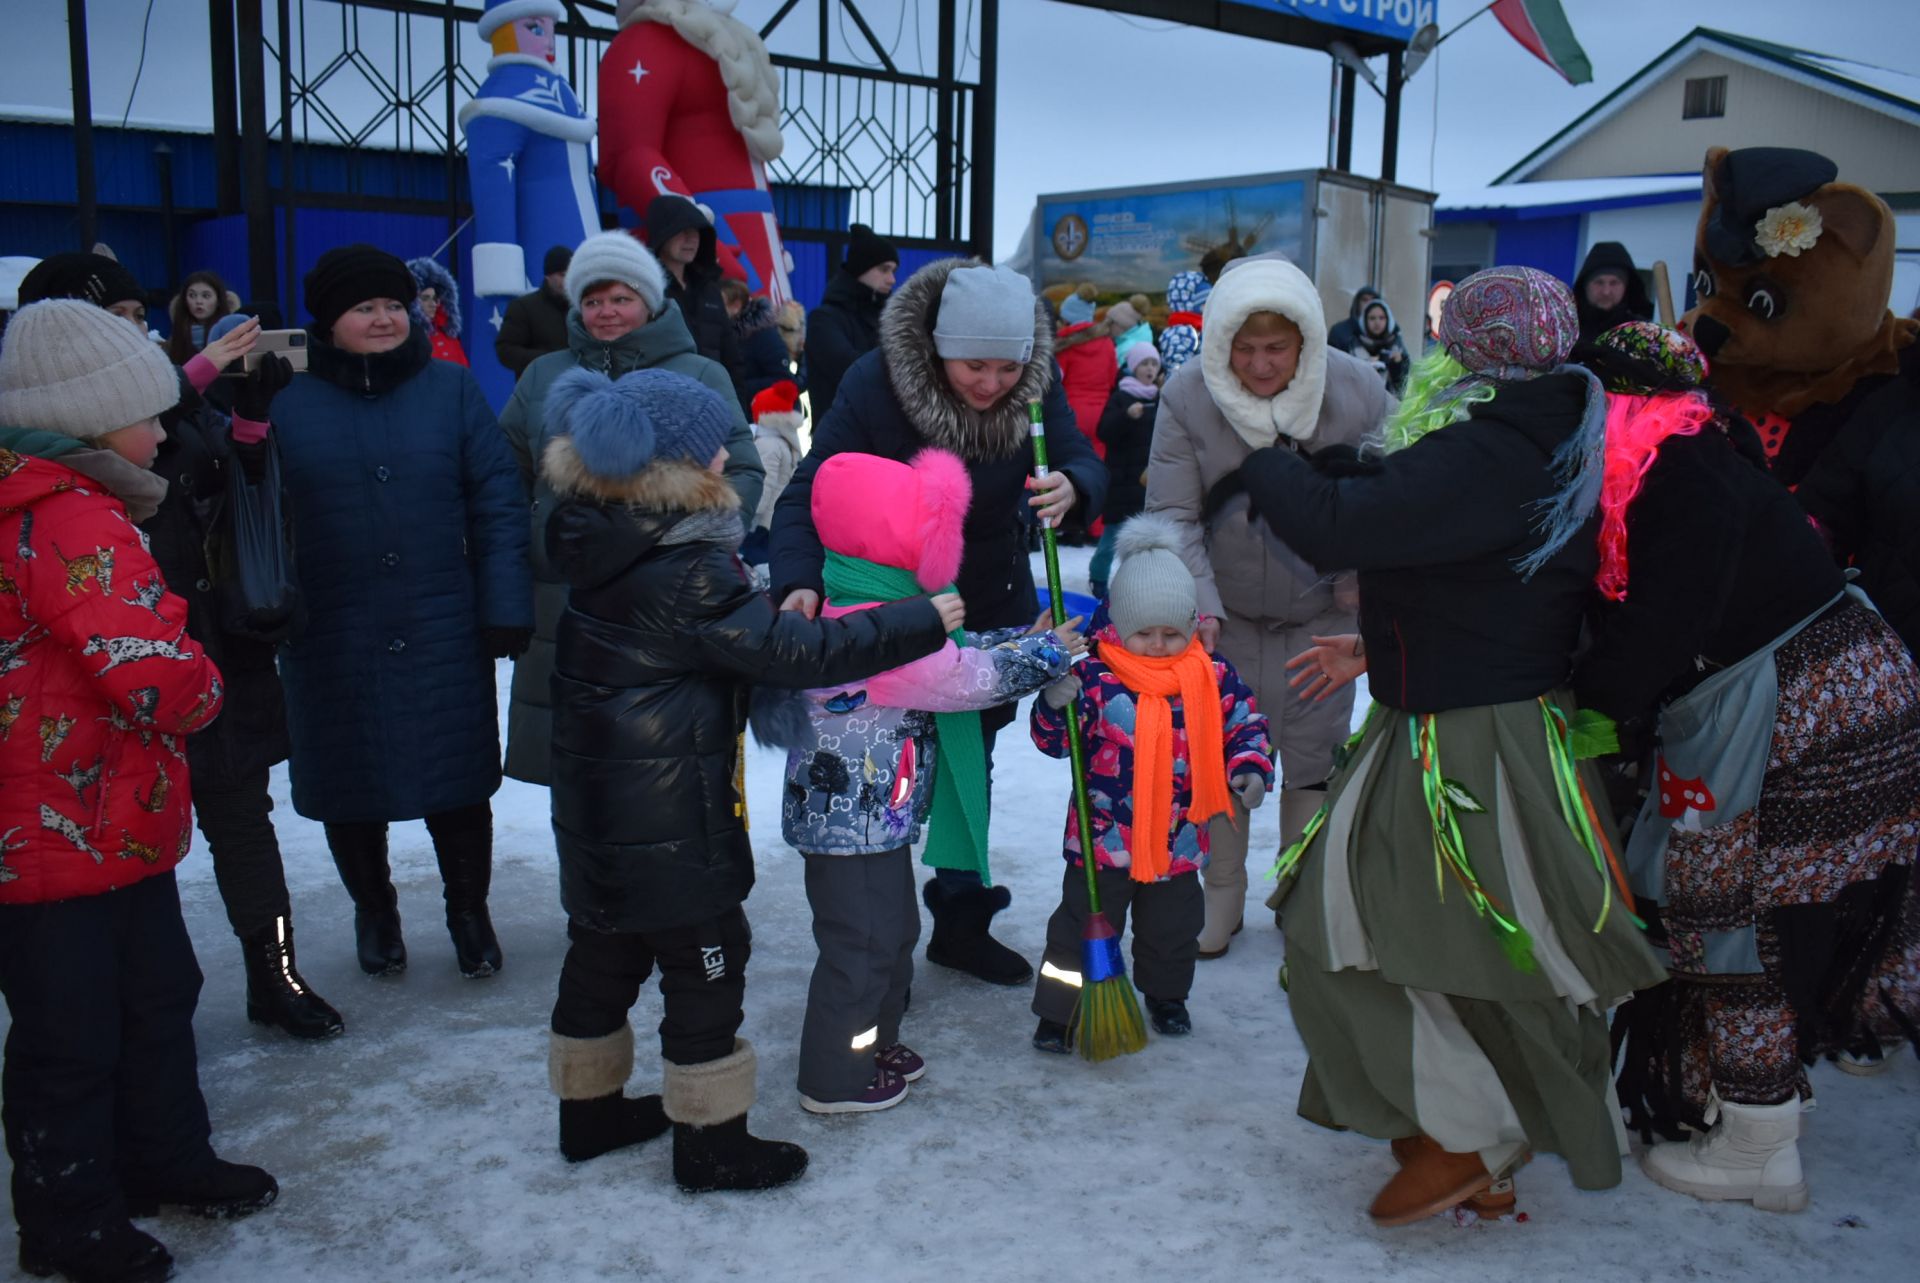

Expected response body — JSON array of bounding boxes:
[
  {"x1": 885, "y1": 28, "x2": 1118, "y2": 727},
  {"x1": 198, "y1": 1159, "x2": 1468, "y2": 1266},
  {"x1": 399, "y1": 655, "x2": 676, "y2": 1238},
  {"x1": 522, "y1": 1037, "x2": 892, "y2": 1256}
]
[{"x1": 1754, "y1": 201, "x2": 1823, "y2": 258}]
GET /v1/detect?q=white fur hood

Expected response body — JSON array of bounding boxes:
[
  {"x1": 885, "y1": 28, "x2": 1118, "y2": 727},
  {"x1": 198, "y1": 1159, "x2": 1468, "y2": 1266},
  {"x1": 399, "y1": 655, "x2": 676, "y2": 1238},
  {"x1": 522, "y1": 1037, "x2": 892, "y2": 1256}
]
[{"x1": 1199, "y1": 254, "x2": 1329, "y2": 447}]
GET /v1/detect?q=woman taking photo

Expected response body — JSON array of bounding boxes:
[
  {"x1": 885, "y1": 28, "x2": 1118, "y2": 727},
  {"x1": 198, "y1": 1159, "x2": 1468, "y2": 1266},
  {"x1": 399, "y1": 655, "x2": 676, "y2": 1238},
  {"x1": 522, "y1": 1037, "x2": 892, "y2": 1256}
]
[{"x1": 268, "y1": 244, "x2": 533, "y2": 982}]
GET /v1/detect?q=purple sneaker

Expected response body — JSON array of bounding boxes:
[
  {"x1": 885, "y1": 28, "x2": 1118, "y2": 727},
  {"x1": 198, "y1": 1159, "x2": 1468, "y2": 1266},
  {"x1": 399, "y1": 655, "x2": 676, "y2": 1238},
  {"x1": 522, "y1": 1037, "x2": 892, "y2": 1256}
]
[
  {"x1": 875, "y1": 1042, "x2": 927, "y2": 1082},
  {"x1": 800, "y1": 1067, "x2": 910, "y2": 1115}
]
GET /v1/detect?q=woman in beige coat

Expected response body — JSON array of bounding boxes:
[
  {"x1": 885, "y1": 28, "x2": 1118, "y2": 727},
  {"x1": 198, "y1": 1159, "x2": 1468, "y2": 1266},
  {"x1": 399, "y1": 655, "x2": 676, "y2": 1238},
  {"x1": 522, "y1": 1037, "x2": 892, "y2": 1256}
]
[{"x1": 1145, "y1": 254, "x2": 1392, "y2": 955}]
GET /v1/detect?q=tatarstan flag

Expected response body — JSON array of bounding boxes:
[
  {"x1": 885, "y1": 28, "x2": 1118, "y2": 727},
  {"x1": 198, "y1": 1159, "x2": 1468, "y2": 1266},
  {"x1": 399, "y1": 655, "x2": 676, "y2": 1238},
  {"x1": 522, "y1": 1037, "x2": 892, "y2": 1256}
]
[{"x1": 1491, "y1": 0, "x2": 1593, "y2": 85}]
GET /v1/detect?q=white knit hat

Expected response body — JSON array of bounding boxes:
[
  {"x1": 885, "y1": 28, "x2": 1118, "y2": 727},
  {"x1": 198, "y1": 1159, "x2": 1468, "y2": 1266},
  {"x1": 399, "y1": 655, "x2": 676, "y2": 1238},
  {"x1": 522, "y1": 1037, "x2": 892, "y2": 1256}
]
[
  {"x1": 566, "y1": 231, "x2": 667, "y2": 315},
  {"x1": 0, "y1": 300, "x2": 179, "y2": 439}
]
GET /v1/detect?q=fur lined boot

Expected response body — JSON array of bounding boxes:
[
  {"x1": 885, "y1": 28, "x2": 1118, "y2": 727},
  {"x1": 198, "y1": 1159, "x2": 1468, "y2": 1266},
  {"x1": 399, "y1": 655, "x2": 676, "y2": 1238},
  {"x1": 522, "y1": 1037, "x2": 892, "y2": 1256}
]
[
  {"x1": 551, "y1": 1025, "x2": 668, "y2": 1163},
  {"x1": 663, "y1": 1039, "x2": 807, "y2": 1193},
  {"x1": 923, "y1": 880, "x2": 1033, "y2": 985},
  {"x1": 1641, "y1": 1095, "x2": 1808, "y2": 1212}
]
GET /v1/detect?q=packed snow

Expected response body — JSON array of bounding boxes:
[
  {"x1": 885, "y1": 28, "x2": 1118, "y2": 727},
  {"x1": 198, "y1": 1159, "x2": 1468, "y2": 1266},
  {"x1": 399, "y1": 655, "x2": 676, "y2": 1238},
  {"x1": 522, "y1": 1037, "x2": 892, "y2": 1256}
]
[{"x1": 5, "y1": 547, "x2": 1916, "y2": 1280}]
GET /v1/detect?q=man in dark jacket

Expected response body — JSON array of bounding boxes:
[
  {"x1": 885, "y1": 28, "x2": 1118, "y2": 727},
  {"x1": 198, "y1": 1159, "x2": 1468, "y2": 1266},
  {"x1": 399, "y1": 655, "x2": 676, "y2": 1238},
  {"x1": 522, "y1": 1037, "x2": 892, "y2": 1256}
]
[
  {"x1": 806, "y1": 223, "x2": 897, "y2": 423},
  {"x1": 1573, "y1": 241, "x2": 1654, "y2": 343},
  {"x1": 646, "y1": 195, "x2": 742, "y2": 384},
  {"x1": 496, "y1": 245, "x2": 574, "y2": 376}
]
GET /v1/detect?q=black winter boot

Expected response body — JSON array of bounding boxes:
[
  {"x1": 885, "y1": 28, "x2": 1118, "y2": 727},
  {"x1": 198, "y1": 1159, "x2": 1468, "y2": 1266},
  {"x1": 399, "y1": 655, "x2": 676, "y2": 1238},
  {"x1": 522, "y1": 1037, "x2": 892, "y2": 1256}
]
[
  {"x1": 17, "y1": 1221, "x2": 173, "y2": 1283},
  {"x1": 325, "y1": 823, "x2": 406, "y2": 976},
  {"x1": 923, "y1": 879, "x2": 1033, "y2": 986},
  {"x1": 241, "y1": 916, "x2": 344, "y2": 1040},
  {"x1": 663, "y1": 1040, "x2": 808, "y2": 1193},
  {"x1": 550, "y1": 1026, "x2": 669, "y2": 1163},
  {"x1": 427, "y1": 804, "x2": 502, "y2": 978},
  {"x1": 1145, "y1": 997, "x2": 1192, "y2": 1037},
  {"x1": 122, "y1": 1158, "x2": 278, "y2": 1220}
]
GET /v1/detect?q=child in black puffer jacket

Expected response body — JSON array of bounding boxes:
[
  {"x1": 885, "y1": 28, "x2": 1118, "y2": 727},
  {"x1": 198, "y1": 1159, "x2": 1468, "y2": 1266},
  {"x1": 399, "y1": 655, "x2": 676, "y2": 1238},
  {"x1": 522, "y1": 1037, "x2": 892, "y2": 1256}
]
[
  {"x1": 1090, "y1": 344, "x2": 1162, "y2": 595},
  {"x1": 537, "y1": 364, "x2": 955, "y2": 1193}
]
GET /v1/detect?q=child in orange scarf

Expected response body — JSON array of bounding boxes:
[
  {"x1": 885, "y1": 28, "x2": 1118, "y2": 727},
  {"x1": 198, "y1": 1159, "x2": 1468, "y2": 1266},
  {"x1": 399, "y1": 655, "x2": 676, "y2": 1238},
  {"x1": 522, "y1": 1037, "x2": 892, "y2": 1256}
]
[{"x1": 1029, "y1": 514, "x2": 1274, "y2": 1051}]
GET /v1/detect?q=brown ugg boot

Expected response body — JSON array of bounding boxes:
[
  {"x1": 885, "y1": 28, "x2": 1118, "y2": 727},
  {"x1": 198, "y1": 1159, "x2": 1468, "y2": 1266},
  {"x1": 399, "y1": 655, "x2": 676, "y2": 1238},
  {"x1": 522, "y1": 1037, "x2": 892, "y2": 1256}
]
[{"x1": 1369, "y1": 1142, "x2": 1494, "y2": 1227}]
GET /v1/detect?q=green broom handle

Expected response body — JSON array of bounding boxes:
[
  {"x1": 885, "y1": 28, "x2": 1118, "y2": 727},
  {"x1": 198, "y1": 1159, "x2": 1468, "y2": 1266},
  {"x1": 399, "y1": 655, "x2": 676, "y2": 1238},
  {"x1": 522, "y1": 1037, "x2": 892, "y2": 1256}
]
[{"x1": 1029, "y1": 402, "x2": 1104, "y2": 914}]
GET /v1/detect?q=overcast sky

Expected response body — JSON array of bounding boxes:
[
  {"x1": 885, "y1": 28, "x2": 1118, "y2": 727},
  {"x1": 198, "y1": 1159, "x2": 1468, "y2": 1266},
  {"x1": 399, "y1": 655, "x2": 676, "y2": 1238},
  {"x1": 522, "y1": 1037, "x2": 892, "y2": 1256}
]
[{"x1": 16, "y1": 0, "x2": 1918, "y2": 256}]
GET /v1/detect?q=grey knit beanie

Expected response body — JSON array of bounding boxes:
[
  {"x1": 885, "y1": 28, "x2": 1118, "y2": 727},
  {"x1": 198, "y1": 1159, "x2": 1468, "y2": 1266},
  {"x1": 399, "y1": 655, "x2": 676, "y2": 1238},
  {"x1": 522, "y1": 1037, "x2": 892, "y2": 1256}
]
[
  {"x1": 1107, "y1": 512, "x2": 1198, "y2": 642},
  {"x1": 0, "y1": 300, "x2": 179, "y2": 439},
  {"x1": 566, "y1": 231, "x2": 667, "y2": 314},
  {"x1": 933, "y1": 265, "x2": 1036, "y2": 362}
]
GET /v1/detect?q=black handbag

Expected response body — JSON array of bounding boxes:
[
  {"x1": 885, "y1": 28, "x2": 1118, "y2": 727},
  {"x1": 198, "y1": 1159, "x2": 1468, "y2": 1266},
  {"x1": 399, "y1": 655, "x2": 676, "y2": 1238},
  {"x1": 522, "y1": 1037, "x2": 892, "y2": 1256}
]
[{"x1": 212, "y1": 436, "x2": 304, "y2": 643}]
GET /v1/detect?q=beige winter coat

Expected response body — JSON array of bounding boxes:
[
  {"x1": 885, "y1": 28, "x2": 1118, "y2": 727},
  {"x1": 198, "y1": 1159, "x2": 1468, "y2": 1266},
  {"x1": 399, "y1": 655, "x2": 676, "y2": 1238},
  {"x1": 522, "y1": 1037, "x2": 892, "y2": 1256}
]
[
  {"x1": 750, "y1": 408, "x2": 802, "y2": 533},
  {"x1": 1144, "y1": 255, "x2": 1393, "y2": 783}
]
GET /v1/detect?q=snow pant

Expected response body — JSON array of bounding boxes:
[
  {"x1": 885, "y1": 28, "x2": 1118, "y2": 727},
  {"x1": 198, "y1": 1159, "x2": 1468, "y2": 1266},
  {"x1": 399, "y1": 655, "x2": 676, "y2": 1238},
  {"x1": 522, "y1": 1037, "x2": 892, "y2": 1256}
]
[
  {"x1": 0, "y1": 872, "x2": 214, "y2": 1244},
  {"x1": 797, "y1": 847, "x2": 917, "y2": 1102},
  {"x1": 1088, "y1": 525, "x2": 1119, "y2": 595},
  {"x1": 1203, "y1": 610, "x2": 1353, "y2": 951},
  {"x1": 323, "y1": 800, "x2": 492, "y2": 916},
  {"x1": 193, "y1": 763, "x2": 291, "y2": 938},
  {"x1": 550, "y1": 908, "x2": 751, "y2": 1067},
  {"x1": 1032, "y1": 865, "x2": 1204, "y2": 1024}
]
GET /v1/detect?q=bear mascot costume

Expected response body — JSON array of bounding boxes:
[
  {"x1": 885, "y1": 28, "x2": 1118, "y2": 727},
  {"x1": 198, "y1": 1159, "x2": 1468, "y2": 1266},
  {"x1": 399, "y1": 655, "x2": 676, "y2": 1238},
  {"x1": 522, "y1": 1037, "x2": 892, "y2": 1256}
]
[{"x1": 1684, "y1": 145, "x2": 1920, "y2": 653}]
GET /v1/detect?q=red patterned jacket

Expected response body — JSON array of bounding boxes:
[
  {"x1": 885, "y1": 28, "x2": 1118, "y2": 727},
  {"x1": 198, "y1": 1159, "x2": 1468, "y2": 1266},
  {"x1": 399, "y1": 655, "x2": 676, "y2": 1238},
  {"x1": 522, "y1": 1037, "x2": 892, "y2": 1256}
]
[{"x1": 0, "y1": 448, "x2": 224, "y2": 904}]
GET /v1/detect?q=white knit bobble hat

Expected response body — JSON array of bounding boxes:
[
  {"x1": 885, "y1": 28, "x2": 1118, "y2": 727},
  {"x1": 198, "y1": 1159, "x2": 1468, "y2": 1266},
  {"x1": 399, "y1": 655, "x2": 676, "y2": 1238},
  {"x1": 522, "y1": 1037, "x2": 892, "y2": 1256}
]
[
  {"x1": 0, "y1": 300, "x2": 179, "y2": 439},
  {"x1": 565, "y1": 231, "x2": 667, "y2": 315}
]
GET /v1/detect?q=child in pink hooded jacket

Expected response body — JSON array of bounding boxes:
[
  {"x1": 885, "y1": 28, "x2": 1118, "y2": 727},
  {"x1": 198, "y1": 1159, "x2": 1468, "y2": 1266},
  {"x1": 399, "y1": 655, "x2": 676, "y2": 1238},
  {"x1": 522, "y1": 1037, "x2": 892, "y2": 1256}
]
[{"x1": 781, "y1": 448, "x2": 1082, "y2": 1114}]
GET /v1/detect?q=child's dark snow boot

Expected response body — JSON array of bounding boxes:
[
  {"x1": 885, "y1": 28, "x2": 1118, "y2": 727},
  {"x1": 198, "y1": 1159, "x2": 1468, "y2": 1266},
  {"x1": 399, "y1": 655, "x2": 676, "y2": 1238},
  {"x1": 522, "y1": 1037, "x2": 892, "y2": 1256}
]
[
  {"x1": 1145, "y1": 998, "x2": 1192, "y2": 1037},
  {"x1": 923, "y1": 879, "x2": 1033, "y2": 986},
  {"x1": 663, "y1": 1040, "x2": 808, "y2": 1193},
  {"x1": 121, "y1": 1157, "x2": 278, "y2": 1219},
  {"x1": 240, "y1": 914, "x2": 345, "y2": 1040},
  {"x1": 17, "y1": 1220, "x2": 173, "y2": 1283},
  {"x1": 550, "y1": 1025, "x2": 669, "y2": 1163},
  {"x1": 427, "y1": 803, "x2": 503, "y2": 978},
  {"x1": 1032, "y1": 1018, "x2": 1072, "y2": 1055}
]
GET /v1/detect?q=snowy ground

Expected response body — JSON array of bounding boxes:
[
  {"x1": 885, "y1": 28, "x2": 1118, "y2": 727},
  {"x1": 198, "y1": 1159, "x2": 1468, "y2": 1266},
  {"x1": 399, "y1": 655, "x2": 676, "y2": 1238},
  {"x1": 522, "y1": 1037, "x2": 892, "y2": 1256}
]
[{"x1": 5, "y1": 546, "x2": 1918, "y2": 1280}]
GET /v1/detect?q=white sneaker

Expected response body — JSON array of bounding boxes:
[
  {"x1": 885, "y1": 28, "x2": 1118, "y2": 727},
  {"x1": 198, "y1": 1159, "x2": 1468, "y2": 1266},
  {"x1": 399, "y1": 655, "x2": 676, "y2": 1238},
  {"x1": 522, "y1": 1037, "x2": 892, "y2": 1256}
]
[{"x1": 1641, "y1": 1095, "x2": 1808, "y2": 1213}]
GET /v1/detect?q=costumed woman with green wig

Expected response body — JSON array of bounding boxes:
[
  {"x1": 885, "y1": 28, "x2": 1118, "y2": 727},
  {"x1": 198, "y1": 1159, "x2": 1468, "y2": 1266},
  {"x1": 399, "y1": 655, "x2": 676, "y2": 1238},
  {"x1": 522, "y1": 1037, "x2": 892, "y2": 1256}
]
[{"x1": 1237, "y1": 267, "x2": 1666, "y2": 1225}]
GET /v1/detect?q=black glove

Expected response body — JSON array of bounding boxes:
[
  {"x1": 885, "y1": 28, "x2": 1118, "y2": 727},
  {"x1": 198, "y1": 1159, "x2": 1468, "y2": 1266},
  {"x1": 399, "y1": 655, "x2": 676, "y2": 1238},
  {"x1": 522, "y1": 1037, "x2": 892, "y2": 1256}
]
[
  {"x1": 480, "y1": 627, "x2": 534, "y2": 660},
  {"x1": 233, "y1": 353, "x2": 293, "y2": 422},
  {"x1": 1200, "y1": 466, "x2": 1249, "y2": 526}
]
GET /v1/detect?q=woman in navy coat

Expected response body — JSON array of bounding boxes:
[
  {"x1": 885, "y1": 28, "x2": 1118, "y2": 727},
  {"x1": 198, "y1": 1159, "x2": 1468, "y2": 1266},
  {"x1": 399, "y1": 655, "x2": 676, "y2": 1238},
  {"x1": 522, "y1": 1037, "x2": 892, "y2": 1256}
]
[{"x1": 269, "y1": 245, "x2": 533, "y2": 982}]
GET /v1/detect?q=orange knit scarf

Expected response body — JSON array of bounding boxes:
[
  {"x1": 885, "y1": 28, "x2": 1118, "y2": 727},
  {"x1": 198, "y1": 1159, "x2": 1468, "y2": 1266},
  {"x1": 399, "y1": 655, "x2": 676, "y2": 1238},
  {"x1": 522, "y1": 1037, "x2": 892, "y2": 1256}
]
[{"x1": 1098, "y1": 636, "x2": 1234, "y2": 882}]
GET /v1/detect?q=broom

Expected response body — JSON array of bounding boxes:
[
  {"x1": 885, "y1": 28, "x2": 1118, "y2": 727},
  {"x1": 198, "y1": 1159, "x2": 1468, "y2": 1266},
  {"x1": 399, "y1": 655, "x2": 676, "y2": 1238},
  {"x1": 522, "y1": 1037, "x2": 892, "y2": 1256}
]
[{"x1": 1030, "y1": 401, "x2": 1148, "y2": 1062}]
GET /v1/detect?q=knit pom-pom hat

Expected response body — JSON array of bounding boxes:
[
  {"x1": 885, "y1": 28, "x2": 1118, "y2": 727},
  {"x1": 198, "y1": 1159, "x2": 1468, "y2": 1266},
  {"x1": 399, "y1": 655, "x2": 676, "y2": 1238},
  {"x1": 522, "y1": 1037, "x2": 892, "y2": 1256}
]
[
  {"x1": 750, "y1": 379, "x2": 801, "y2": 422},
  {"x1": 812, "y1": 448, "x2": 971, "y2": 591},
  {"x1": 565, "y1": 231, "x2": 667, "y2": 314},
  {"x1": 545, "y1": 365, "x2": 734, "y2": 481},
  {"x1": 1108, "y1": 512, "x2": 1198, "y2": 641},
  {"x1": 0, "y1": 299, "x2": 180, "y2": 438}
]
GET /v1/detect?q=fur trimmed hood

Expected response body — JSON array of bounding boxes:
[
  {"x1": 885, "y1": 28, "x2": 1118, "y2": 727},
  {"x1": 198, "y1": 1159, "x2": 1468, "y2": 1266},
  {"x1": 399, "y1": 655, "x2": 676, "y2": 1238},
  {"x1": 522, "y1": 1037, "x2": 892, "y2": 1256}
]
[
  {"x1": 406, "y1": 256, "x2": 462, "y2": 339},
  {"x1": 878, "y1": 257, "x2": 1055, "y2": 462},
  {"x1": 1200, "y1": 254, "x2": 1329, "y2": 447},
  {"x1": 542, "y1": 437, "x2": 742, "y2": 514}
]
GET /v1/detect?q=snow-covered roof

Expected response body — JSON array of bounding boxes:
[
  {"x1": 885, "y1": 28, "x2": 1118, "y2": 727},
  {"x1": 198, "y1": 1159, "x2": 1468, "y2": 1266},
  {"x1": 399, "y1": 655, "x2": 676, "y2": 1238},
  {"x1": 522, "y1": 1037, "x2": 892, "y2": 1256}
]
[
  {"x1": 1439, "y1": 175, "x2": 1701, "y2": 215},
  {"x1": 1496, "y1": 28, "x2": 1920, "y2": 184}
]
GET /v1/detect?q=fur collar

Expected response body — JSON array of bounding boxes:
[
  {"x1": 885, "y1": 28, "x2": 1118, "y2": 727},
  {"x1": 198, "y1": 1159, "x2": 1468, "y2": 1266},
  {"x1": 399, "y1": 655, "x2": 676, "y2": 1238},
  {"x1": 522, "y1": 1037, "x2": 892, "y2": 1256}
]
[
  {"x1": 543, "y1": 436, "x2": 742, "y2": 513},
  {"x1": 1199, "y1": 255, "x2": 1329, "y2": 447},
  {"x1": 620, "y1": 0, "x2": 782, "y2": 162},
  {"x1": 878, "y1": 257, "x2": 1055, "y2": 462}
]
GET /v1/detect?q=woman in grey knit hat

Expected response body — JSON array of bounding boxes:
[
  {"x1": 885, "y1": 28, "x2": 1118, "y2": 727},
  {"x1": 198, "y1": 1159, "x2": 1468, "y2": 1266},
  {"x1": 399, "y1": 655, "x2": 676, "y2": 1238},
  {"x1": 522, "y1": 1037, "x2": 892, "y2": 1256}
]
[{"x1": 769, "y1": 260, "x2": 1108, "y2": 986}]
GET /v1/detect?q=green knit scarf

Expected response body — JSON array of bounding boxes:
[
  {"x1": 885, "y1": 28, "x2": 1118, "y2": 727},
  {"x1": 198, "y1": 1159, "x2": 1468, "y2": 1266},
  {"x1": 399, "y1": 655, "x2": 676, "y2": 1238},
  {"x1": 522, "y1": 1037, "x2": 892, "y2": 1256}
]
[{"x1": 821, "y1": 550, "x2": 992, "y2": 884}]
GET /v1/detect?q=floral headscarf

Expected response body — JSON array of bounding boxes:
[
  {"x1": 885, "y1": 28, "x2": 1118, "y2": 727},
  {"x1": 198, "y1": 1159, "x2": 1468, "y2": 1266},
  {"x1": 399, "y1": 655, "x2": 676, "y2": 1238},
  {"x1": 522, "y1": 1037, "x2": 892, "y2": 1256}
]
[
  {"x1": 1593, "y1": 320, "x2": 1709, "y2": 392},
  {"x1": 1440, "y1": 266, "x2": 1579, "y2": 381}
]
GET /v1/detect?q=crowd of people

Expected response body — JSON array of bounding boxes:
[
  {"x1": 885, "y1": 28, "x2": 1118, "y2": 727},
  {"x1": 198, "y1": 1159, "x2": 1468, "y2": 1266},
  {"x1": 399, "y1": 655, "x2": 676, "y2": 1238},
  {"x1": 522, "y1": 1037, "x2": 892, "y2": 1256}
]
[{"x1": 2, "y1": 140, "x2": 1918, "y2": 1283}]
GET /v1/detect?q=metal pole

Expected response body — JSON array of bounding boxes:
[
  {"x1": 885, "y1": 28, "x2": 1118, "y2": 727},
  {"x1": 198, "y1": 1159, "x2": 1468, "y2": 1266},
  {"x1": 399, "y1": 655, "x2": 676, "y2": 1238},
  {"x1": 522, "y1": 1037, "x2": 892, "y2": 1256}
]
[
  {"x1": 1335, "y1": 65, "x2": 1356, "y2": 173},
  {"x1": 155, "y1": 143, "x2": 180, "y2": 290},
  {"x1": 967, "y1": 0, "x2": 997, "y2": 260},
  {"x1": 210, "y1": 0, "x2": 241, "y2": 213},
  {"x1": 934, "y1": 0, "x2": 956, "y2": 244},
  {"x1": 278, "y1": 0, "x2": 296, "y2": 323},
  {"x1": 444, "y1": 0, "x2": 460, "y2": 263},
  {"x1": 1382, "y1": 48, "x2": 1404, "y2": 182},
  {"x1": 67, "y1": 0, "x2": 99, "y2": 249},
  {"x1": 236, "y1": 0, "x2": 277, "y2": 309},
  {"x1": 1325, "y1": 58, "x2": 1338, "y2": 169}
]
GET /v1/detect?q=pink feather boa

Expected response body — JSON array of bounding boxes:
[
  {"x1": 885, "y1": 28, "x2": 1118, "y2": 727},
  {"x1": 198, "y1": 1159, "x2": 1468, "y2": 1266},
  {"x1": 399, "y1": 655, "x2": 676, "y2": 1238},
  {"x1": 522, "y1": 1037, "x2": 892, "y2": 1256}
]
[{"x1": 1596, "y1": 391, "x2": 1715, "y2": 601}]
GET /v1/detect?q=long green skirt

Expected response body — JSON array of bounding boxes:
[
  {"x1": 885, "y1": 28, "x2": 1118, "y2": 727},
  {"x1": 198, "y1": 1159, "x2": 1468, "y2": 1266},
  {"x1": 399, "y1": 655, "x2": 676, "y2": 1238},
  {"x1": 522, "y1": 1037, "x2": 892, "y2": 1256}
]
[{"x1": 1273, "y1": 695, "x2": 1667, "y2": 1189}]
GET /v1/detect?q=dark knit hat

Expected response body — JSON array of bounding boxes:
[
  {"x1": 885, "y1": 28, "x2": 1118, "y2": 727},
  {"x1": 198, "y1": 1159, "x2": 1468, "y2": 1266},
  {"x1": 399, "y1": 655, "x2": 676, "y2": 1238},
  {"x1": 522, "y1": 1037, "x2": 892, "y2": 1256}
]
[
  {"x1": 543, "y1": 244, "x2": 573, "y2": 276},
  {"x1": 304, "y1": 244, "x2": 416, "y2": 332},
  {"x1": 1704, "y1": 148, "x2": 1839, "y2": 268},
  {"x1": 843, "y1": 223, "x2": 898, "y2": 278},
  {"x1": 545, "y1": 366, "x2": 735, "y2": 480},
  {"x1": 18, "y1": 252, "x2": 144, "y2": 309}
]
